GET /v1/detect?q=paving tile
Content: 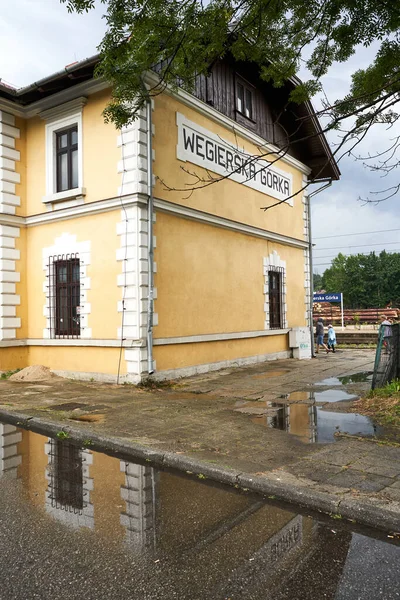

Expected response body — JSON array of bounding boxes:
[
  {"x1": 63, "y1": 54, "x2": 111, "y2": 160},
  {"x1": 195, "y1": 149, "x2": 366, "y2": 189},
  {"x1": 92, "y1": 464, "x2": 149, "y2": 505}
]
[
  {"x1": 328, "y1": 470, "x2": 366, "y2": 488},
  {"x1": 287, "y1": 462, "x2": 343, "y2": 483},
  {"x1": 313, "y1": 450, "x2": 367, "y2": 467},
  {"x1": 352, "y1": 474, "x2": 395, "y2": 493},
  {"x1": 349, "y1": 458, "x2": 400, "y2": 478},
  {"x1": 381, "y1": 485, "x2": 400, "y2": 502},
  {"x1": 388, "y1": 479, "x2": 400, "y2": 489}
]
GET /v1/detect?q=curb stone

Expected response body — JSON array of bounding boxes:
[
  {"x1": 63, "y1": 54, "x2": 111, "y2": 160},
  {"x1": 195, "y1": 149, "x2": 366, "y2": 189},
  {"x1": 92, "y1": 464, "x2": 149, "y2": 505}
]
[{"x1": 0, "y1": 408, "x2": 399, "y2": 533}]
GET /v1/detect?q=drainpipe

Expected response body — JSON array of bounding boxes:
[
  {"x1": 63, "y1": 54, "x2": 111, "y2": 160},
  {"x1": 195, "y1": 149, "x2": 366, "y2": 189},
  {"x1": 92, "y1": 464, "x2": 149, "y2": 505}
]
[
  {"x1": 146, "y1": 98, "x2": 155, "y2": 375},
  {"x1": 307, "y1": 179, "x2": 332, "y2": 357}
]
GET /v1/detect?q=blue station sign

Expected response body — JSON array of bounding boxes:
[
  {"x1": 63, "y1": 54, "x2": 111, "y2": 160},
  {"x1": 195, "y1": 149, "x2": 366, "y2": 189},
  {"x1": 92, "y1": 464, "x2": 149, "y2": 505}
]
[{"x1": 313, "y1": 293, "x2": 342, "y2": 303}]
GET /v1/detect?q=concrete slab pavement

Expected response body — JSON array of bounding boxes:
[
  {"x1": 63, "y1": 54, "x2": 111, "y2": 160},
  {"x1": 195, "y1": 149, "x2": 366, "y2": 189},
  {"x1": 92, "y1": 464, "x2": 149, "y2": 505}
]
[{"x1": 0, "y1": 348, "x2": 399, "y2": 531}]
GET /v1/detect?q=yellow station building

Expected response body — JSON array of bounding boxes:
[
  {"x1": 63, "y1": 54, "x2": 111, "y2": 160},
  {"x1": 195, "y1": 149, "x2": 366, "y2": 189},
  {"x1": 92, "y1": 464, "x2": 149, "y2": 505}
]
[{"x1": 0, "y1": 56, "x2": 339, "y2": 382}]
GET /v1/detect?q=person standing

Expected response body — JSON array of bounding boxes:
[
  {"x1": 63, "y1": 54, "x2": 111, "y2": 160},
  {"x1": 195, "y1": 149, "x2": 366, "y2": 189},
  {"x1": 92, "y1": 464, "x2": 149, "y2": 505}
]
[
  {"x1": 379, "y1": 315, "x2": 392, "y2": 353},
  {"x1": 315, "y1": 318, "x2": 329, "y2": 354},
  {"x1": 327, "y1": 324, "x2": 336, "y2": 353}
]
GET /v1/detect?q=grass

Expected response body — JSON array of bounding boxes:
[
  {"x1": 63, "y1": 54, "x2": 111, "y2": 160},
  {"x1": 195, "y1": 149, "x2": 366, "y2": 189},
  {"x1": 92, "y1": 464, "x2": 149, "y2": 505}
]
[
  {"x1": 336, "y1": 343, "x2": 376, "y2": 349},
  {"x1": 353, "y1": 380, "x2": 400, "y2": 428},
  {"x1": 0, "y1": 368, "x2": 22, "y2": 380},
  {"x1": 136, "y1": 377, "x2": 175, "y2": 390}
]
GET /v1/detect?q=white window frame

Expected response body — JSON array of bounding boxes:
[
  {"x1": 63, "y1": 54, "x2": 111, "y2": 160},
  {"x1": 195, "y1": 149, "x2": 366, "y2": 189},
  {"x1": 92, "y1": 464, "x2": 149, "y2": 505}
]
[
  {"x1": 263, "y1": 252, "x2": 288, "y2": 330},
  {"x1": 42, "y1": 101, "x2": 86, "y2": 204}
]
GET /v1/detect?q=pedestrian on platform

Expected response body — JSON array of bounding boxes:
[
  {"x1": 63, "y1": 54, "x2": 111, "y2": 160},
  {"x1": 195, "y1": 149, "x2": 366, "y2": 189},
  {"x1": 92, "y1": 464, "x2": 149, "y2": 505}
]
[
  {"x1": 315, "y1": 318, "x2": 329, "y2": 354},
  {"x1": 379, "y1": 315, "x2": 392, "y2": 354},
  {"x1": 327, "y1": 324, "x2": 336, "y2": 353}
]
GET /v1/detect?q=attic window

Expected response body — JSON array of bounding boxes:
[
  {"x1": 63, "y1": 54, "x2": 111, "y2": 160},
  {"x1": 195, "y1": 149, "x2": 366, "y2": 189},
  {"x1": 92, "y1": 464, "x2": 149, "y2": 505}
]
[{"x1": 236, "y1": 80, "x2": 253, "y2": 120}]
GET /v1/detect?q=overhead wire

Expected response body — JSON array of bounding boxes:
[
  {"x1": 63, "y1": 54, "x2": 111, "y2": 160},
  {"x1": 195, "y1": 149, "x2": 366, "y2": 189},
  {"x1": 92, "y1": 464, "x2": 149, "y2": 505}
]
[
  {"x1": 313, "y1": 240, "x2": 400, "y2": 251},
  {"x1": 313, "y1": 227, "x2": 400, "y2": 240}
]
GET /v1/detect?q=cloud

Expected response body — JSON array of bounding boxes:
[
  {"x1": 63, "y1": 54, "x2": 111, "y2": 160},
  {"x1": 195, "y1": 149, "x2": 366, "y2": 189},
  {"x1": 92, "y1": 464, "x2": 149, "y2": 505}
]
[{"x1": 0, "y1": 0, "x2": 106, "y2": 87}]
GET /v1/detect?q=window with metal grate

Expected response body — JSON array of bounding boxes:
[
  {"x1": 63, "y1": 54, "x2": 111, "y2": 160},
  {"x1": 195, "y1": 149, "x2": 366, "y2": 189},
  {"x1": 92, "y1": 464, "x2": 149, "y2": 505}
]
[
  {"x1": 48, "y1": 254, "x2": 81, "y2": 338},
  {"x1": 48, "y1": 440, "x2": 84, "y2": 513},
  {"x1": 268, "y1": 266, "x2": 284, "y2": 329}
]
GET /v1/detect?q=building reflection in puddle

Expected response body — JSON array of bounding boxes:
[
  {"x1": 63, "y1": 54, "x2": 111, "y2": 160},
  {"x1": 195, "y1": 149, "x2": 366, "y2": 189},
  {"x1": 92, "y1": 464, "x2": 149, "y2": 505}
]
[
  {"x1": 0, "y1": 425, "x2": 395, "y2": 598},
  {"x1": 251, "y1": 400, "x2": 318, "y2": 443},
  {"x1": 0, "y1": 423, "x2": 22, "y2": 479},
  {"x1": 45, "y1": 439, "x2": 94, "y2": 529},
  {"x1": 250, "y1": 391, "x2": 377, "y2": 443}
]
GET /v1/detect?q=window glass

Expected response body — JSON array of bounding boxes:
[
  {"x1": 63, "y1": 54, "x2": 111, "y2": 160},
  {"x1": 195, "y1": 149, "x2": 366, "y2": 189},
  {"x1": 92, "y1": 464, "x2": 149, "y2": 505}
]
[
  {"x1": 268, "y1": 270, "x2": 283, "y2": 329},
  {"x1": 59, "y1": 153, "x2": 68, "y2": 191},
  {"x1": 237, "y1": 83, "x2": 244, "y2": 114},
  {"x1": 245, "y1": 88, "x2": 253, "y2": 119},
  {"x1": 236, "y1": 80, "x2": 254, "y2": 121},
  {"x1": 58, "y1": 133, "x2": 68, "y2": 149},
  {"x1": 71, "y1": 150, "x2": 78, "y2": 189},
  {"x1": 55, "y1": 126, "x2": 79, "y2": 193}
]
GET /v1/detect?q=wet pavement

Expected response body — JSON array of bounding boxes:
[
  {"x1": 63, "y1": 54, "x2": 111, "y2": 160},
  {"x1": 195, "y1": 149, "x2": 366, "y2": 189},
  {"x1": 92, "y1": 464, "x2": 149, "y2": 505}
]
[
  {"x1": 0, "y1": 424, "x2": 399, "y2": 600},
  {"x1": 0, "y1": 349, "x2": 400, "y2": 530}
]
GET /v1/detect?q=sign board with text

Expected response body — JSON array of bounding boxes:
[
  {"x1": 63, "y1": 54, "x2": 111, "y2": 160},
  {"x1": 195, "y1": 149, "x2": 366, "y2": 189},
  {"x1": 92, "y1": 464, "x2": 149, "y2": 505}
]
[
  {"x1": 313, "y1": 293, "x2": 342, "y2": 303},
  {"x1": 176, "y1": 112, "x2": 293, "y2": 205}
]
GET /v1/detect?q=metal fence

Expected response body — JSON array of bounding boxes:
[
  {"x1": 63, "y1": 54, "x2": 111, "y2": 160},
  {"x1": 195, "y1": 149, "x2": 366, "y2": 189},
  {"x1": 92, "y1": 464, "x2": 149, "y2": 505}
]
[{"x1": 372, "y1": 323, "x2": 400, "y2": 389}]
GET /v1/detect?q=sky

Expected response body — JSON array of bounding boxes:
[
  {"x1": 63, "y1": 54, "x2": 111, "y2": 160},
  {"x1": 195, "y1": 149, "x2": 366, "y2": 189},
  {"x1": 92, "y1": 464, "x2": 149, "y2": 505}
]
[{"x1": 1, "y1": 0, "x2": 399, "y2": 275}]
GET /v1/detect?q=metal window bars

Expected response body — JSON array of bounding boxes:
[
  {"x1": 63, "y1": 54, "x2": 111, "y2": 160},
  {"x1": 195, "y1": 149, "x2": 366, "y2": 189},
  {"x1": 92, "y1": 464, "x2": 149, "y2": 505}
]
[
  {"x1": 268, "y1": 266, "x2": 285, "y2": 329},
  {"x1": 46, "y1": 253, "x2": 84, "y2": 338},
  {"x1": 47, "y1": 440, "x2": 87, "y2": 514}
]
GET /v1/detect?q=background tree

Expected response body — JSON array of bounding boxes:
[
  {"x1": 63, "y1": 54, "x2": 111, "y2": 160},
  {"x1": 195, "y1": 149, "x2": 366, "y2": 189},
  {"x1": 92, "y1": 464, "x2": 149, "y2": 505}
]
[
  {"x1": 313, "y1": 273, "x2": 323, "y2": 292},
  {"x1": 62, "y1": 0, "x2": 400, "y2": 200},
  {"x1": 322, "y1": 251, "x2": 400, "y2": 308}
]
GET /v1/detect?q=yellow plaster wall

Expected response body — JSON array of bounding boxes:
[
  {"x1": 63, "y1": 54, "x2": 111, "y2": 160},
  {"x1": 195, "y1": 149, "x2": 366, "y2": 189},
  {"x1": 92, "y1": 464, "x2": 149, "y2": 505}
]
[
  {"x1": 25, "y1": 210, "x2": 121, "y2": 340},
  {"x1": 0, "y1": 346, "x2": 28, "y2": 370},
  {"x1": 25, "y1": 116, "x2": 45, "y2": 216},
  {"x1": 82, "y1": 89, "x2": 120, "y2": 205},
  {"x1": 289, "y1": 404, "x2": 313, "y2": 443},
  {"x1": 17, "y1": 430, "x2": 48, "y2": 507},
  {"x1": 153, "y1": 94, "x2": 306, "y2": 240},
  {"x1": 91, "y1": 451, "x2": 126, "y2": 540},
  {"x1": 28, "y1": 346, "x2": 126, "y2": 376},
  {"x1": 23, "y1": 90, "x2": 119, "y2": 216},
  {"x1": 154, "y1": 335, "x2": 288, "y2": 371},
  {"x1": 154, "y1": 212, "x2": 306, "y2": 339}
]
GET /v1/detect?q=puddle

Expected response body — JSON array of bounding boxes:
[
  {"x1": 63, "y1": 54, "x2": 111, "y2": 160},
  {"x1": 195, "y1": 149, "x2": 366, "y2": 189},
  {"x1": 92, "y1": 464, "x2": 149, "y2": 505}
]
[
  {"x1": 314, "y1": 377, "x2": 342, "y2": 386},
  {"x1": 0, "y1": 421, "x2": 398, "y2": 599},
  {"x1": 251, "y1": 401, "x2": 380, "y2": 443},
  {"x1": 251, "y1": 370, "x2": 290, "y2": 379},
  {"x1": 338, "y1": 371, "x2": 373, "y2": 384},
  {"x1": 278, "y1": 390, "x2": 358, "y2": 404},
  {"x1": 249, "y1": 386, "x2": 380, "y2": 443},
  {"x1": 314, "y1": 372, "x2": 373, "y2": 387},
  {"x1": 314, "y1": 390, "x2": 358, "y2": 403}
]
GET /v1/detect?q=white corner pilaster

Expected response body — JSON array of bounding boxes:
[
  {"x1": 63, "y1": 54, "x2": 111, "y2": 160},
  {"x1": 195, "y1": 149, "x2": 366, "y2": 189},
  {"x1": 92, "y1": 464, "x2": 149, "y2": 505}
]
[
  {"x1": 117, "y1": 202, "x2": 156, "y2": 380},
  {"x1": 120, "y1": 461, "x2": 156, "y2": 551},
  {"x1": 0, "y1": 423, "x2": 22, "y2": 479},
  {"x1": 0, "y1": 111, "x2": 21, "y2": 216},
  {"x1": 117, "y1": 108, "x2": 150, "y2": 197},
  {"x1": 0, "y1": 224, "x2": 21, "y2": 340}
]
